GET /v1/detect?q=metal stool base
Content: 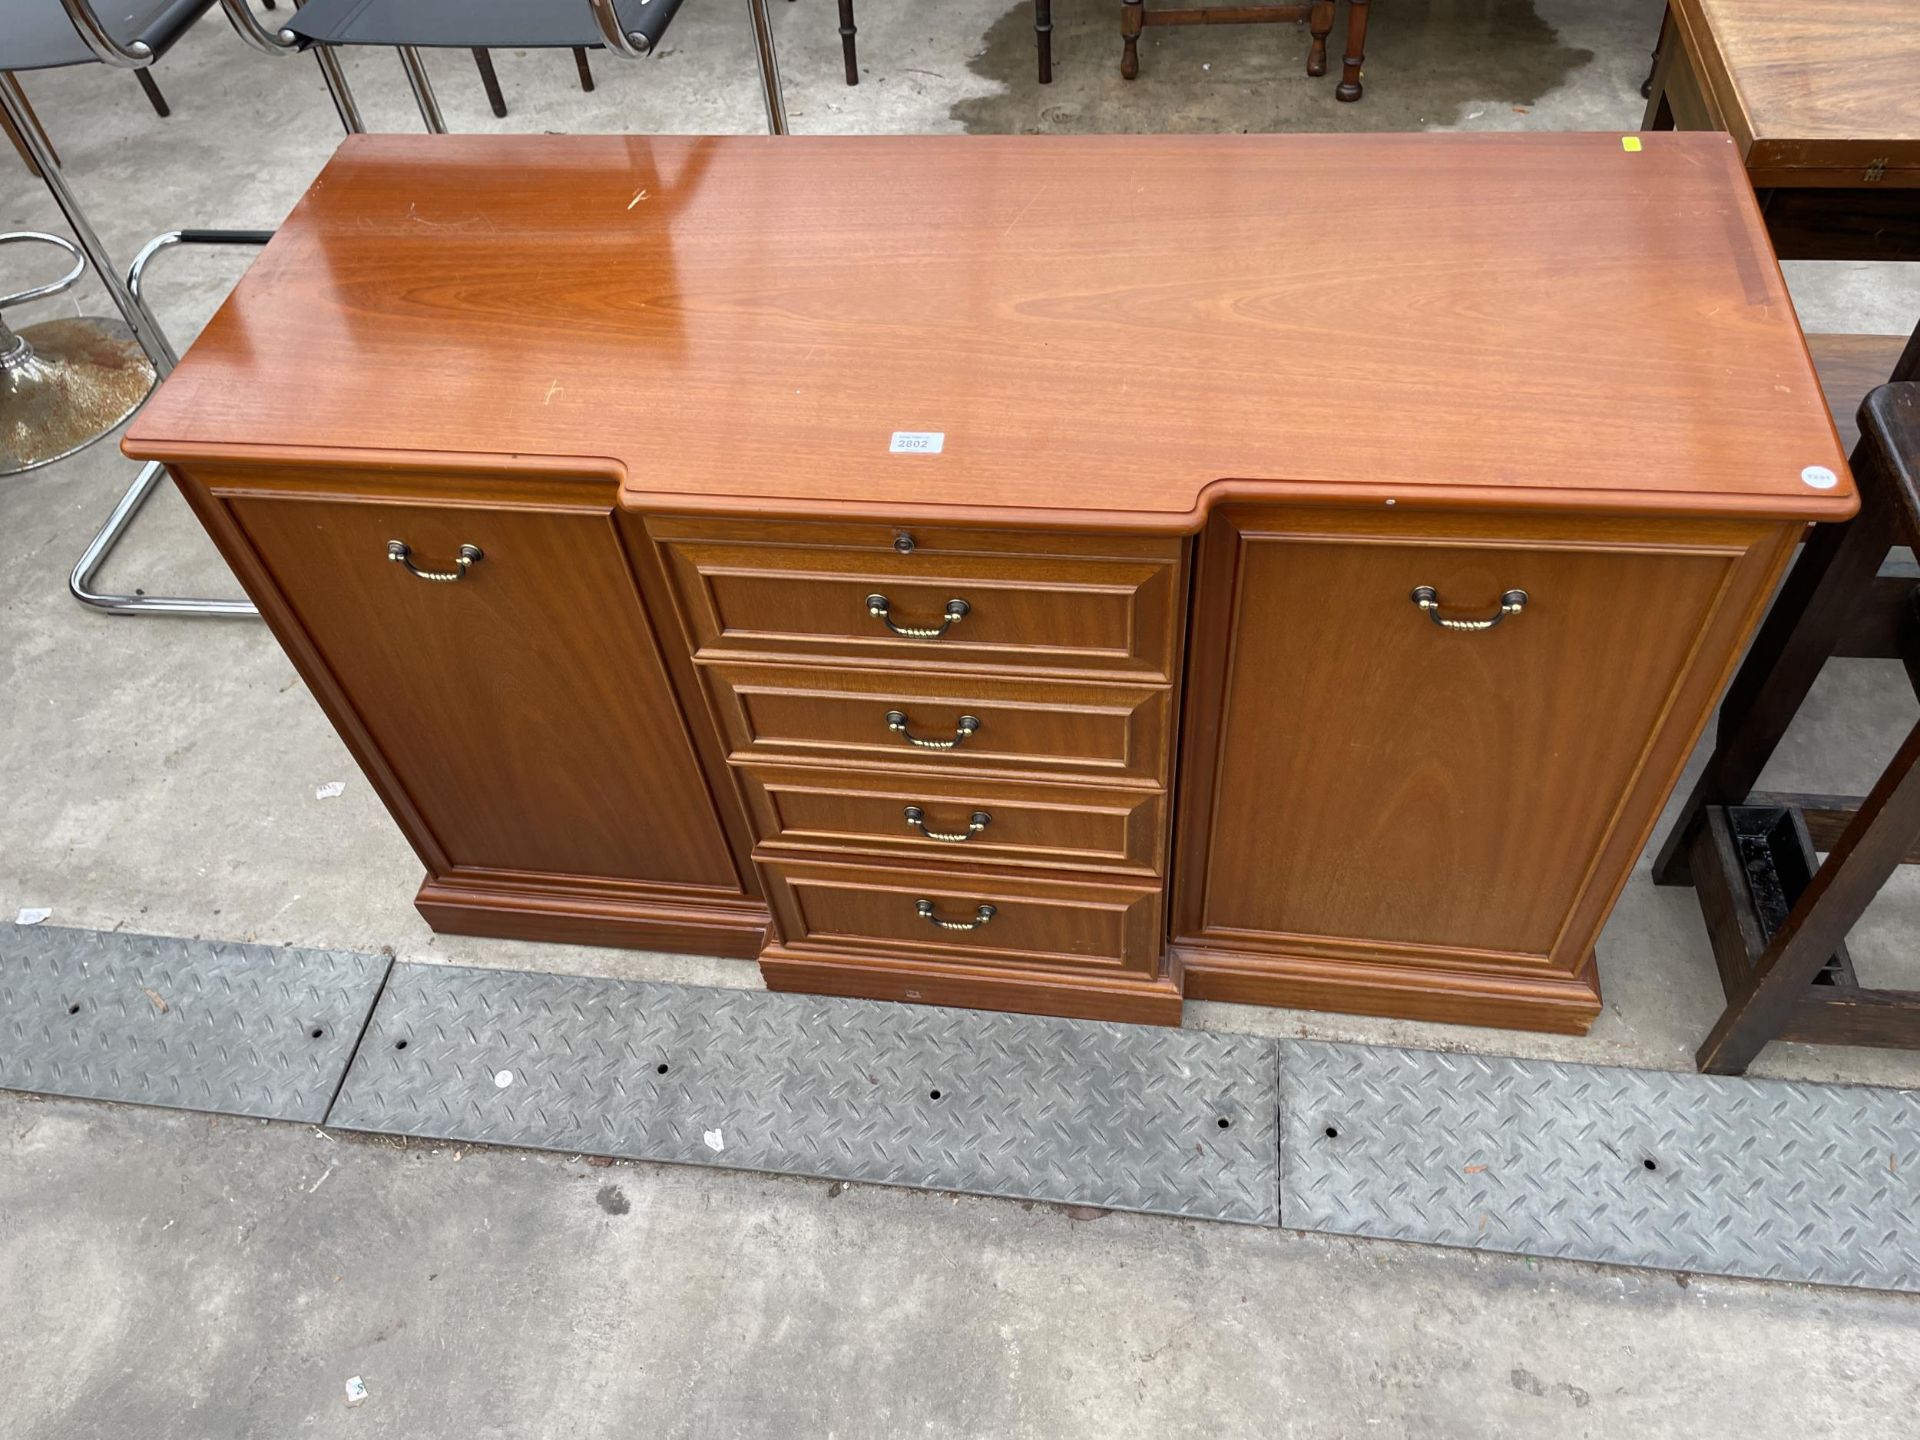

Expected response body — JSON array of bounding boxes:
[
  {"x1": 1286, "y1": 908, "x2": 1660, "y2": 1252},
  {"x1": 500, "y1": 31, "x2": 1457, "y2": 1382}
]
[{"x1": 0, "y1": 315, "x2": 155, "y2": 475}]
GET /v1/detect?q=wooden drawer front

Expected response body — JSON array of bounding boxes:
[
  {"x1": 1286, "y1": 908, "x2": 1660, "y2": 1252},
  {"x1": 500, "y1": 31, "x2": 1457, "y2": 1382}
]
[
  {"x1": 764, "y1": 858, "x2": 1163, "y2": 978},
  {"x1": 656, "y1": 530, "x2": 1179, "y2": 680},
  {"x1": 704, "y1": 663, "x2": 1171, "y2": 786},
  {"x1": 1182, "y1": 510, "x2": 1773, "y2": 968},
  {"x1": 739, "y1": 766, "x2": 1166, "y2": 876},
  {"x1": 222, "y1": 489, "x2": 743, "y2": 889}
]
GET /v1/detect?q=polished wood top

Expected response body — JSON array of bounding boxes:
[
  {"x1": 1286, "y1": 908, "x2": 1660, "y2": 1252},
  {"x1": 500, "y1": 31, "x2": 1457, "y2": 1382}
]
[
  {"x1": 1674, "y1": 0, "x2": 1920, "y2": 178},
  {"x1": 126, "y1": 133, "x2": 1853, "y2": 524}
]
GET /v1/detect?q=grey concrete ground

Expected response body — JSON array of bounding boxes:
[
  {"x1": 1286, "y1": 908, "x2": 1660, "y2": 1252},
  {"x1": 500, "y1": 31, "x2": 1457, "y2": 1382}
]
[{"x1": 3, "y1": 0, "x2": 1920, "y2": 1435}]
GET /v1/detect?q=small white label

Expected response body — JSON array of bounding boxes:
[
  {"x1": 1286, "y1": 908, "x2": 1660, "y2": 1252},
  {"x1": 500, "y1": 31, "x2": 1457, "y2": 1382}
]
[
  {"x1": 343, "y1": 1377, "x2": 369, "y2": 1408},
  {"x1": 315, "y1": 781, "x2": 346, "y2": 800},
  {"x1": 15, "y1": 907, "x2": 51, "y2": 926},
  {"x1": 493, "y1": 1069, "x2": 515, "y2": 1089},
  {"x1": 703, "y1": 1128, "x2": 725, "y2": 1152},
  {"x1": 1801, "y1": 465, "x2": 1839, "y2": 490},
  {"x1": 889, "y1": 431, "x2": 945, "y2": 455}
]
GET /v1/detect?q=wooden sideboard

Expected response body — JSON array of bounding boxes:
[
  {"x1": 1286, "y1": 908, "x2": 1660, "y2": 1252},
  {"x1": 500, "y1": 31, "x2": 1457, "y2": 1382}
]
[{"x1": 125, "y1": 133, "x2": 1853, "y2": 1032}]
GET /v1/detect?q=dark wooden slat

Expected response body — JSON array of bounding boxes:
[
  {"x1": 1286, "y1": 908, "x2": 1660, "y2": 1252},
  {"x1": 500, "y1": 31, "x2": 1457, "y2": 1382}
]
[
  {"x1": 1699, "y1": 719, "x2": 1920, "y2": 1073},
  {"x1": 1143, "y1": 4, "x2": 1314, "y2": 24},
  {"x1": 1809, "y1": 333, "x2": 1908, "y2": 454},
  {"x1": 1831, "y1": 572, "x2": 1918, "y2": 658},
  {"x1": 1652, "y1": 474, "x2": 1897, "y2": 884},
  {"x1": 1761, "y1": 188, "x2": 1920, "y2": 264},
  {"x1": 1739, "y1": 790, "x2": 1920, "y2": 865},
  {"x1": 1778, "y1": 987, "x2": 1920, "y2": 1049},
  {"x1": 1688, "y1": 809, "x2": 1773, "y2": 995}
]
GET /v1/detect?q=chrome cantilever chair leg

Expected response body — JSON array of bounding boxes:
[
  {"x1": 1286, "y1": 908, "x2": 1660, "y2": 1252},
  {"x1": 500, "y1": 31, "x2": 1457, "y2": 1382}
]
[
  {"x1": 397, "y1": 45, "x2": 446, "y2": 132},
  {"x1": 746, "y1": 0, "x2": 787, "y2": 135},
  {"x1": 229, "y1": 0, "x2": 365, "y2": 134},
  {"x1": 0, "y1": 72, "x2": 266, "y2": 619},
  {"x1": 69, "y1": 231, "x2": 273, "y2": 618}
]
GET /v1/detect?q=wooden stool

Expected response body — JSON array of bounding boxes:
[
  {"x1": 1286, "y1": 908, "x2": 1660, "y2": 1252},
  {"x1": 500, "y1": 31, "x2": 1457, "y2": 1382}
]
[
  {"x1": 1654, "y1": 355, "x2": 1920, "y2": 1074},
  {"x1": 1121, "y1": 0, "x2": 1369, "y2": 100}
]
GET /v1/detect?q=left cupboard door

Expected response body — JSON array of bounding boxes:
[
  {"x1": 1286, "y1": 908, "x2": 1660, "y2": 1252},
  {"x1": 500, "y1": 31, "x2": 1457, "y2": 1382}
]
[{"x1": 200, "y1": 473, "x2": 748, "y2": 898}]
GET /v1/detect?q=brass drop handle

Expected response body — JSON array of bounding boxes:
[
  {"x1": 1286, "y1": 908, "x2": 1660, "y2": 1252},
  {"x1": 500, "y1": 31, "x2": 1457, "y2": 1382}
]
[
  {"x1": 388, "y1": 540, "x2": 483, "y2": 583},
  {"x1": 904, "y1": 806, "x2": 991, "y2": 843},
  {"x1": 867, "y1": 593, "x2": 969, "y2": 639},
  {"x1": 916, "y1": 899, "x2": 996, "y2": 931},
  {"x1": 885, "y1": 710, "x2": 980, "y2": 750},
  {"x1": 1410, "y1": 585, "x2": 1527, "y2": 632}
]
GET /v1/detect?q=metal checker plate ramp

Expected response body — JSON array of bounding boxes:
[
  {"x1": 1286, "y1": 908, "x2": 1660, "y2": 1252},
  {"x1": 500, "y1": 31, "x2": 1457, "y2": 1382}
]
[
  {"x1": 0, "y1": 925, "x2": 389, "y2": 1123},
  {"x1": 1278, "y1": 1040, "x2": 1920, "y2": 1292},
  {"x1": 329, "y1": 962, "x2": 1280, "y2": 1223}
]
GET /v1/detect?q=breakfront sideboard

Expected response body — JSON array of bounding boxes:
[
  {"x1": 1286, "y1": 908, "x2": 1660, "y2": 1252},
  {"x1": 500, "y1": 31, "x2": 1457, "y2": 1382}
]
[{"x1": 125, "y1": 133, "x2": 1852, "y2": 1032}]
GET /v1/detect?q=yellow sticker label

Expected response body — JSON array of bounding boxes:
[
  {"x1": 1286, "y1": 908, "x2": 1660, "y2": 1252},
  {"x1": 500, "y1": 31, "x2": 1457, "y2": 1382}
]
[{"x1": 1621, "y1": 136, "x2": 1643, "y2": 152}]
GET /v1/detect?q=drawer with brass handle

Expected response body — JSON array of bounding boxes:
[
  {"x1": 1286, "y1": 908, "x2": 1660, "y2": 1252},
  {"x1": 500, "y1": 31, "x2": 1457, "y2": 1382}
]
[
  {"x1": 760, "y1": 856, "x2": 1164, "y2": 979},
  {"x1": 702, "y1": 661, "x2": 1172, "y2": 786},
  {"x1": 651, "y1": 517, "x2": 1183, "y2": 680},
  {"x1": 736, "y1": 764, "x2": 1167, "y2": 875}
]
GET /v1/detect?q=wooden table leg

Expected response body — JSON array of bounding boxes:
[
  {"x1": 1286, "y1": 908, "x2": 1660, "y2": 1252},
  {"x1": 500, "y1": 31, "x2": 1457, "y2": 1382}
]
[
  {"x1": 1651, "y1": 477, "x2": 1897, "y2": 885},
  {"x1": 1307, "y1": 0, "x2": 1333, "y2": 76},
  {"x1": 1698, "y1": 717, "x2": 1920, "y2": 1073},
  {"x1": 1642, "y1": 8, "x2": 1679, "y2": 129},
  {"x1": 1335, "y1": 0, "x2": 1369, "y2": 101},
  {"x1": 1121, "y1": 0, "x2": 1144, "y2": 80},
  {"x1": 838, "y1": 0, "x2": 859, "y2": 85},
  {"x1": 1036, "y1": 0, "x2": 1053, "y2": 83},
  {"x1": 1639, "y1": 7, "x2": 1667, "y2": 100}
]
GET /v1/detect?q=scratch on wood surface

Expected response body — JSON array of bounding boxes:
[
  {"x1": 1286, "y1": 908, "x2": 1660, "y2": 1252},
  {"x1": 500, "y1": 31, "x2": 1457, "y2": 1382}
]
[
  {"x1": 998, "y1": 183, "x2": 1052, "y2": 240},
  {"x1": 544, "y1": 380, "x2": 563, "y2": 405},
  {"x1": 627, "y1": 189, "x2": 649, "y2": 209}
]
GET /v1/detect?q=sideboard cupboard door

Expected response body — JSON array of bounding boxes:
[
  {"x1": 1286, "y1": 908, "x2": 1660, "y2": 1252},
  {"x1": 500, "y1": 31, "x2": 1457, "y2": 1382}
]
[
  {"x1": 1173, "y1": 506, "x2": 1796, "y2": 1031},
  {"x1": 213, "y1": 482, "x2": 745, "y2": 895}
]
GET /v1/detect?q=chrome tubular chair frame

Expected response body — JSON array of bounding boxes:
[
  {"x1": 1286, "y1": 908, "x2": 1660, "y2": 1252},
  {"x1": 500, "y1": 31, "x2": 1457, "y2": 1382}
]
[
  {"x1": 68, "y1": 230, "x2": 273, "y2": 618},
  {"x1": 0, "y1": 52, "x2": 266, "y2": 617},
  {"x1": 221, "y1": 0, "x2": 786, "y2": 136},
  {"x1": 220, "y1": 0, "x2": 366, "y2": 133}
]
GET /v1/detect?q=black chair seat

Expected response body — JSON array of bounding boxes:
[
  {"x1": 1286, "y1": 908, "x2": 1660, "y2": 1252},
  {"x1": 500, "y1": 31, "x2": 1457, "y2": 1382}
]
[
  {"x1": 3, "y1": 0, "x2": 213, "y2": 72},
  {"x1": 285, "y1": 0, "x2": 688, "y2": 52}
]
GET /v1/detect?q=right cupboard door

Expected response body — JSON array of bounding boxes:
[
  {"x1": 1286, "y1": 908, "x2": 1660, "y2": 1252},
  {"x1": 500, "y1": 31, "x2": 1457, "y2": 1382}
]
[{"x1": 1172, "y1": 506, "x2": 1795, "y2": 1031}]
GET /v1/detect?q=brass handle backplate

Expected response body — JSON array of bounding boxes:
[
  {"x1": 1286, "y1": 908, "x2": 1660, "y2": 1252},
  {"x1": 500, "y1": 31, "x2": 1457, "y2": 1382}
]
[
  {"x1": 1410, "y1": 585, "x2": 1527, "y2": 632},
  {"x1": 388, "y1": 540, "x2": 482, "y2": 583},
  {"x1": 867, "y1": 593, "x2": 968, "y2": 639},
  {"x1": 885, "y1": 710, "x2": 980, "y2": 750},
  {"x1": 916, "y1": 899, "x2": 996, "y2": 931},
  {"x1": 904, "y1": 806, "x2": 991, "y2": 843}
]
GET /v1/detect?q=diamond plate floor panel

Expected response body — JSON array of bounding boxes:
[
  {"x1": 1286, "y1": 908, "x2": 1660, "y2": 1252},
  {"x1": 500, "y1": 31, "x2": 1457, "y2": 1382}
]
[
  {"x1": 1278, "y1": 1040, "x2": 1920, "y2": 1292},
  {"x1": 0, "y1": 925, "x2": 389, "y2": 1123},
  {"x1": 327, "y1": 962, "x2": 1280, "y2": 1223}
]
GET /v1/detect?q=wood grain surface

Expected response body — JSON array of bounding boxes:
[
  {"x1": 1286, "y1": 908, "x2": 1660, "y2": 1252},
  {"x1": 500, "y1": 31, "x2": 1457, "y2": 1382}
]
[
  {"x1": 1173, "y1": 504, "x2": 1800, "y2": 1028},
  {"x1": 126, "y1": 132, "x2": 1852, "y2": 525},
  {"x1": 1674, "y1": 0, "x2": 1920, "y2": 173}
]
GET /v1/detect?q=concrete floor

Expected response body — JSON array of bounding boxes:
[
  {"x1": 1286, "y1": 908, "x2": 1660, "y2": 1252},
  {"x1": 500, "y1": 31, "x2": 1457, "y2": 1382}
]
[{"x1": 4, "y1": 1, "x2": 1920, "y2": 1435}]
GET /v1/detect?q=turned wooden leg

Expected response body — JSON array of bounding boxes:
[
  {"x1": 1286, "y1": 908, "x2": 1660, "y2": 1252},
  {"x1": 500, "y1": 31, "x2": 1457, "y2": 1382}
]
[
  {"x1": 573, "y1": 47, "x2": 595, "y2": 93},
  {"x1": 1336, "y1": 0, "x2": 1369, "y2": 101},
  {"x1": 1036, "y1": 0, "x2": 1053, "y2": 83},
  {"x1": 1307, "y1": 0, "x2": 1333, "y2": 76},
  {"x1": 472, "y1": 48, "x2": 507, "y2": 119},
  {"x1": 1121, "y1": 0, "x2": 1143, "y2": 80},
  {"x1": 835, "y1": 0, "x2": 858, "y2": 85}
]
